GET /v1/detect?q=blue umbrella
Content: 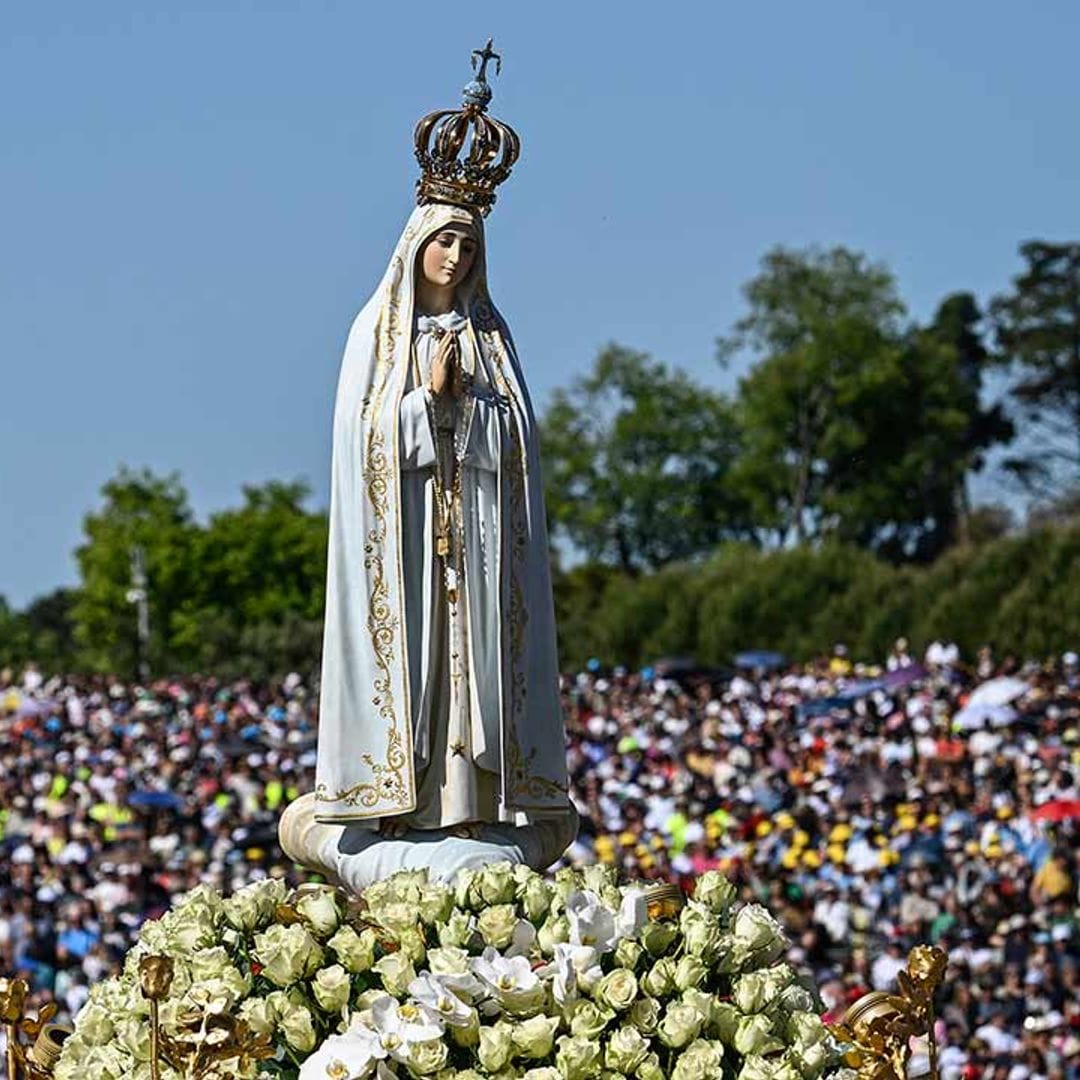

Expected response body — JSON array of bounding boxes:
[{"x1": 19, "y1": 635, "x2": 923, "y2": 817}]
[
  {"x1": 733, "y1": 650, "x2": 786, "y2": 671},
  {"x1": 128, "y1": 790, "x2": 184, "y2": 811}
]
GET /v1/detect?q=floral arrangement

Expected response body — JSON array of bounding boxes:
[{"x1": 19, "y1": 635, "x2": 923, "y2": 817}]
[{"x1": 55, "y1": 864, "x2": 856, "y2": 1080}]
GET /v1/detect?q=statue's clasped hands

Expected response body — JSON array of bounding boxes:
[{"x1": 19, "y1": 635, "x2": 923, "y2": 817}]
[{"x1": 429, "y1": 331, "x2": 469, "y2": 399}]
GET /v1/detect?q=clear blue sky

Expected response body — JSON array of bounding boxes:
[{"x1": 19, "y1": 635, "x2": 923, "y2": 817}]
[{"x1": 3, "y1": 1, "x2": 1079, "y2": 607}]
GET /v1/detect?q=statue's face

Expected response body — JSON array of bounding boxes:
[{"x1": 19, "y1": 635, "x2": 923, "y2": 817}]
[{"x1": 419, "y1": 225, "x2": 478, "y2": 291}]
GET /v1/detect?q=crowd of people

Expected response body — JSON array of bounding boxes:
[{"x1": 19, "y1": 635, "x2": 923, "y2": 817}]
[{"x1": 1, "y1": 641, "x2": 1078, "y2": 1079}]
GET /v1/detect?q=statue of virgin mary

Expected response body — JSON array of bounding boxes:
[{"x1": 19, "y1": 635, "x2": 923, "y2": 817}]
[{"x1": 306, "y1": 44, "x2": 573, "y2": 868}]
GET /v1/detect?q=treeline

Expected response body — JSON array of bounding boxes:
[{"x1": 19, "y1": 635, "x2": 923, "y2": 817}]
[
  {"x1": 541, "y1": 242, "x2": 1080, "y2": 570},
  {"x1": 553, "y1": 524, "x2": 1080, "y2": 670},
  {"x1": 3, "y1": 240, "x2": 1080, "y2": 677},
  {"x1": 0, "y1": 474, "x2": 329, "y2": 680}
]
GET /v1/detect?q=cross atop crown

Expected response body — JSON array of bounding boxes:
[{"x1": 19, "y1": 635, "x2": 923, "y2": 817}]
[
  {"x1": 472, "y1": 39, "x2": 501, "y2": 83},
  {"x1": 463, "y1": 38, "x2": 501, "y2": 110}
]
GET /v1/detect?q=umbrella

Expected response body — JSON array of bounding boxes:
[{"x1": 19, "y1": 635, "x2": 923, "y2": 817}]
[
  {"x1": 968, "y1": 676, "x2": 1028, "y2": 707},
  {"x1": 734, "y1": 650, "x2": 786, "y2": 671},
  {"x1": 952, "y1": 703, "x2": 1017, "y2": 731},
  {"x1": 841, "y1": 678, "x2": 886, "y2": 698},
  {"x1": 128, "y1": 790, "x2": 185, "y2": 811},
  {"x1": 882, "y1": 663, "x2": 928, "y2": 689},
  {"x1": 1030, "y1": 799, "x2": 1080, "y2": 823}
]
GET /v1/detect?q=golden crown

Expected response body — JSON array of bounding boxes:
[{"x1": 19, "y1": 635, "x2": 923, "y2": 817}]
[{"x1": 414, "y1": 40, "x2": 521, "y2": 216}]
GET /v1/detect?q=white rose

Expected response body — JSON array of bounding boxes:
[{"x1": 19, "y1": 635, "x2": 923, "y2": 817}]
[
  {"x1": 555, "y1": 1033, "x2": 603, "y2": 1080},
  {"x1": 437, "y1": 908, "x2": 475, "y2": 949},
  {"x1": 672, "y1": 956, "x2": 708, "y2": 992},
  {"x1": 477, "y1": 1022, "x2": 515, "y2": 1073},
  {"x1": 473, "y1": 862, "x2": 517, "y2": 907},
  {"x1": 253, "y1": 923, "x2": 324, "y2": 987},
  {"x1": 595, "y1": 968, "x2": 638, "y2": 1012},
  {"x1": 372, "y1": 953, "x2": 416, "y2": 997},
  {"x1": 657, "y1": 1002, "x2": 703, "y2": 1050},
  {"x1": 520, "y1": 877, "x2": 554, "y2": 922},
  {"x1": 733, "y1": 1014, "x2": 780, "y2": 1057},
  {"x1": 223, "y1": 878, "x2": 287, "y2": 933},
  {"x1": 189, "y1": 946, "x2": 234, "y2": 983},
  {"x1": 279, "y1": 1002, "x2": 317, "y2": 1052},
  {"x1": 295, "y1": 888, "x2": 341, "y2": 940},
  {"x1": 416, "y1": 882, "x2": 454, "y2": 926},
  {"x1": 238, "y1": 998, "x2": 276, "y2": 1036},
  {"x1": 477, "y1": 904, "x2": 520, "y2": 949},
  {"x1": 580, "y1": 865, "x2": 617, "y2": 894},
  {"x1": 693, "y1": 872, "x2": 737, "y2": 915},
  {"x1": 730, "y1": 905, "x2": 787, "y2": 970},
  {"x1": 406, "y1": 1037, "x2": 449, "y2": 1075},
  {"x1": 680, "y1": 904, "x2": 723, "y2": 962},
  {"x1": 75, "y1": 1003, "x2": 114, "y2": 1046},
  {"x1": 522, "y1": 1068, "x2": 562, "y2": 1080},
  {"x1": 671, "y1": 1038, "x2": 725, "y2": 1080},
  {"x1": 605, "y1": 1025, "x2": 651, "y2": 1073},
  {"x1": 114, "y1": 1017, "x2": 149, "y2": 1061},
  {"x1": 537, "y1": 915, "x2": 570, "y2": 956},
  {"x1": 311, "y1": 963, "x2": 352, "y2": 1014},
  {"x1": 512, "y1": 1015, "x2": 560, "y2": 1060},
  {"x1": 629, "y1": 996, "x2": 661, "y2": 1036},
  {"x1": 328, "y1": 925, "x2": 377, "y2": 974}
]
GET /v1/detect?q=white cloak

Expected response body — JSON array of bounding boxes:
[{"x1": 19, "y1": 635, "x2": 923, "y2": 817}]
[{"x1": 314, "y1": 202, "x2": 569, "y2": 824}]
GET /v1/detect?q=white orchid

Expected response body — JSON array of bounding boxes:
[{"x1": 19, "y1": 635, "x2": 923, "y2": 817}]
[
  {"x1": 549, "y1": 944, "x2": 577, "y2": 1007},
  {"x1": 472, "y1": 947, "x2": 542, "y2": 1012},
  {"x1": 549, "y1": 943, "x2": 603, "y2": 1006},
  {"x1": 505, "y1": 917, "x2": 538, "y2": 958},
  {"x1": 565, "y1": 888, "x2": 647, "y2": 953},
  {"x1": 297, "y1": 1025, "x2": 383, "y2": 1079},
  {"x1": 408, "y1": 973, "x2": 474, "y2": 1028},
  {"x1": 369, "y1": 995, "x2": 444, "y2": 1063},
  {"x1": 616, "y1": 887, "x2": 649, "y2": 939}
]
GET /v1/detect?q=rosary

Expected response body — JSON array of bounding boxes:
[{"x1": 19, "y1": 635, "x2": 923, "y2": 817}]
[{"x1": 414, "y1": 327, "x2": 468, "y2": 606}]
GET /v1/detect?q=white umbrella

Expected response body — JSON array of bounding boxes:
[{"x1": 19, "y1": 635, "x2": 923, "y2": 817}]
[
  {"x1": 967, "y1": 676, "x2": 1028, "y2": 707},
  {"x1": 953, "y1": 702, "x2": 1018, "y2": 731}
]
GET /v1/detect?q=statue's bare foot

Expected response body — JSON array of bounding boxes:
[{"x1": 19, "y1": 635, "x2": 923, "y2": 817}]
[
  {"x1": 379, "y1": 817, "x2": 409, "y2": 839},
  {"x1": 450, "y1": 821, "x2": 484, "y2": 840}
]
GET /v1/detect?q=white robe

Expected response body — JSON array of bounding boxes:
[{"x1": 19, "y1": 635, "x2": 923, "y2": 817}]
[
  {"x1": 399, "y1": 310, "x2": 502, "y2": 827},
  {"x1": 314, "y1": 203, "x2": 569, "y2": 826}
]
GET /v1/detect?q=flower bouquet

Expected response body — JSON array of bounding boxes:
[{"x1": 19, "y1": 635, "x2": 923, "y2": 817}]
[{"x1": 55, "y1": 864, "x2": 857, "y2": 1080}]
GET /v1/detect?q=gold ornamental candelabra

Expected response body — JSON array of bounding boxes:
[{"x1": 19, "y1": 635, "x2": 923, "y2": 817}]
[
  {"x1": 831, "y1": 944, "x2": 948, "y2": 1079},
  {"x1": 0, "y1": 977, "x2": 71, "y2": 1079}
]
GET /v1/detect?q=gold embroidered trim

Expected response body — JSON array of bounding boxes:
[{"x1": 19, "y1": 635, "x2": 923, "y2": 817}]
[{"x1": 316, "y1": 255, "x2": 415, "y2": 815}]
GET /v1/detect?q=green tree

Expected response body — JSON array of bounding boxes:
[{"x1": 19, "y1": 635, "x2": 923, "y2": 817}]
[
  {"x1": 540, "y1": 345, "x2": 747, "y2": 574},
  {"x1": 72, "y1": 467, "x2": 197, "y2": 674},
  {"x1": 724, "y1": 248, "x2": 1008, "y2": 560},
  {"x1": 925, "y1": 292, "x2": 1015, "y2": 535},
  {"x1": 170, "y1": 480, "x2": 328, "y2": 676},
  {"x1": 0, "y1": 596, "x2": 33, "y2": 668},
  {"x1": 989, "y1": 241, "x2": 1080, "y2": 493},
  {"x1": 21, "y1": 588, "x2": 79, "y2": 671}
]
